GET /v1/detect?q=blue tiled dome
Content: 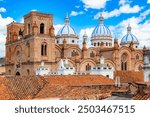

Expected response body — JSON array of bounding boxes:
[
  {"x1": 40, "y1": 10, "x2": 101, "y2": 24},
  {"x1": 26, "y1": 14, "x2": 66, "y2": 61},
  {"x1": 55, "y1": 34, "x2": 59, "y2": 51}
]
[
  {"x1": 121, "y1": 25, "x2": 139, "y2": 44},
  {"x1": 92, "y1": 14, "x2": 111, "y2": 37},
  {"x1": 57, "y1": 25, "x2": 76, "y2": 35},
  {"x1": 57, "y1": 14, "x2": 76, "y2": 36}
]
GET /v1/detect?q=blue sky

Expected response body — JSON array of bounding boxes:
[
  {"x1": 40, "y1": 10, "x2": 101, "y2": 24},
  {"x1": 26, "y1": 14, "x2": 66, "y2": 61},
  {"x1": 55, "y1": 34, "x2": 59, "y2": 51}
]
[{"x1": 0, "y1": 0, "x2": 150, "y2": 57}]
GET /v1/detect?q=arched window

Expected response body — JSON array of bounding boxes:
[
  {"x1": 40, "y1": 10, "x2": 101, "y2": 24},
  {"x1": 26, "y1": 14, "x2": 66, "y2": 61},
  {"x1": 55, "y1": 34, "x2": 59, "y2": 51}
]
[
  {"x1": 27, "y1": 44, "x2": 30, "y2": 57},
  {"x1": 94, "y1": 43, "x2": 96, "y2": 46},
  {"x1": 86, "y1": 63, "x2": 91, "y2": 71},
  {"x1": 106, "y1": 42, "x2": 108, "y2": 46},
  {"x1": 9, "y1": 32, "x2": 12, "y2": 41},
  {"x1": 28, "y1": 24, "x2": 30, "y2": 35},
  {"x1": 71, "y1": 50, "x2": 76, "y2": 57},
  {"x1": 27, "y1": 69, "x2": 30, "y2": 75},
  {"x1": 136, "y1": 54, "x2": 139, "y2": 60},
  {"x1": 41, "y1": 43, "x2": 47, "y2": 56},
  {"x1": 138, "y1": 65, "x2": 142, "y2": 71},
  {"x1": 90, "y1": 51, "x2": 95, "y2": 58},
  {"x1": 121, "y1": 53, "x2": 128, "y2": 71},
  {"x1": 8, "y1": 48, "x2": 11, "y2": 61},
  {"x1": 9, "y1": 70, "x2": 11, "y2": 75},
  {"x1": 98, "y1": 42, "x2": 100, "y2": 46},
  {"x1": 40, "y1": 23, "x2": 44, "y2": 34}
]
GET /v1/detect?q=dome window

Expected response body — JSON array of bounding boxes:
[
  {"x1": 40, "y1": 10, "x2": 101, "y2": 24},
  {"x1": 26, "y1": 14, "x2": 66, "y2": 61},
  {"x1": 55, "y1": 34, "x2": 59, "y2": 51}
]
[{"x1": 72, "y1": 40, "x2": 75, "y2": 43}]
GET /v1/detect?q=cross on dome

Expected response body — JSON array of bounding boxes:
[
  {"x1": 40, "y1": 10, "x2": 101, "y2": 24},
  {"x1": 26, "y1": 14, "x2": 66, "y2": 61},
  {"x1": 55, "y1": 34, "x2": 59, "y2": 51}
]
[{"x1": 65, "y1": 12, "x2": 70, "y2": 25}]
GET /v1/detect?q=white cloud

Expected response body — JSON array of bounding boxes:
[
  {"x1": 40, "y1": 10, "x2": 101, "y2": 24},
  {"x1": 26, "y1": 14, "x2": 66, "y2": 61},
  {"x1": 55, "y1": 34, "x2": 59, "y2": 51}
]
[
  {"x1": 31, "y1": 9, "x2": 37, "y2": 12},
  {"x1": 147, "y1": 0, "x2": 150, "y2": 3},
  {"x1": 119, "y1": 4, "x2": 142, "y2": 13},
  {"x1": 109, "y1": 11, "x2": 150, "y2": 48},
  {"x1": 75, "y1": 6, "x2": 80, "y2": 8},
  {"x1": 119, "y1": 0, "x2": 131, "y2": 5},
  {"x1": 54, "y1": 24, "x2": 64, "y2": 35},
  {"x1": 81, "y1": 0, "x2": 108, "y2": 9},
  {"x1": 0, "y1": 14, "x2": 14, "y2": 57},
  {"x1": 94, "y1": 4, "x2": 143, "y2": 19},
  {"x1": 70, "y1": 11, "x2": 84, "y2": 16},
  {"x1": 0, "y1": 7, "x2": 6, "y2": 12}
]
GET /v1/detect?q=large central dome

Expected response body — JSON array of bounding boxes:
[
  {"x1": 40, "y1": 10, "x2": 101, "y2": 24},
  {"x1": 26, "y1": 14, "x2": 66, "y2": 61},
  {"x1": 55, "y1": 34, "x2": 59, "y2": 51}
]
[
  {"x1": 57, "y1": 14, "x2": 76, "y2": 35},
  {"x1": 56, "y1": 13, "x2": 78, "y2": 45},
  {"x1": 92, "y1": 17, "x2": 111, "y2": 36},
  {"x1": 91, "y1": 13, "x2": 112, "y2": 47}
]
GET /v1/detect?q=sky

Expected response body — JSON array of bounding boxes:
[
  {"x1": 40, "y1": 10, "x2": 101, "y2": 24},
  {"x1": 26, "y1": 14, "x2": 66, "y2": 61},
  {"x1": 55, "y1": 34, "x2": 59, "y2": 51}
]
[{"x1": 0, "y1": 0, "x2": 150, "y2": 57}]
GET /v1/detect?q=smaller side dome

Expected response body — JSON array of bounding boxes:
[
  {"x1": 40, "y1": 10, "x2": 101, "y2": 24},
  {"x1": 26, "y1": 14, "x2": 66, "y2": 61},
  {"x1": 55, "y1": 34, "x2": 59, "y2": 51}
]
[{"x1": 120, "y1": 24, "x2": 139, "y2": 48}]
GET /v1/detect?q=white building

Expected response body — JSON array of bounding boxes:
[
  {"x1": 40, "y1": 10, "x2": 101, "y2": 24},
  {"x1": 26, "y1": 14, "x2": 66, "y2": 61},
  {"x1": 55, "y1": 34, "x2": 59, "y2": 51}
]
[
  {"x1": 143, "y1": 50, "x2": 150, "y2": 82},
  {"x1": 56, "y1": 59, "x2": 75, "y2": 75},
  {"x1": 90, "y1": 56, "x2": 114, "y2": 79},
  {"x1": 36, "y1": 59, "x2": 75, "y2": 76},
  {"x1": 35, "y1": 57, "x2": 114, "y2": 79},
  {"x1": 36, "y1": 61, "x2": 49, "y2": 76}
]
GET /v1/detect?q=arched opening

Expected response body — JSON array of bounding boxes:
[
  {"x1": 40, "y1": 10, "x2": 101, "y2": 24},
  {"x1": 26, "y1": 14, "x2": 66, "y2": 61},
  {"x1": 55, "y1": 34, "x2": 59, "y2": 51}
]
[
  {"x1": 98, "y1": 42, "x2": 100, "y2": 46},
  {"x1": 9, "y1": 70, "x2": 11, "y2": 75},
  {"x1": 28, "y1": 24, "x2": 30, "y2": 35},
  {"x1": 41, "y1": 43, "x2": 47, "y2": 56},
  {"x1": 9, "y1": 32, "x2": 12, "y2": 41},
  {"x1": 90, "y1": 51, "x2": 95, "y2": 58},
  {"x1": 86, "y1": 63, "x2": 91, "y2": 71},
  {"x1": 121, "y1": 53, "x2": 128, "y2": 71},
  {"x1": 27, "y1": 69, "x2": 30, "y2": 75},
  {"x1": 71, "y1": 50, "x2": 76, "y2": 57},
  {"x1": 106, "y1": 42, "x2": 108, "y2": 46},
  {"x1": 136, "y1": 54, "x2": 139, "y2": 60},
  {"x1": 27, "y1": 44, "x2": 30, "y2": 57},
  {"x1": 16, "y1": 72, "x2": 20, "y2": 76},
  {"x1": 40, "y1": 23, "x2": 44, "y2": 34},
  {"x1": 138, "y1": 65, "x2": 142, "y2": 71}
]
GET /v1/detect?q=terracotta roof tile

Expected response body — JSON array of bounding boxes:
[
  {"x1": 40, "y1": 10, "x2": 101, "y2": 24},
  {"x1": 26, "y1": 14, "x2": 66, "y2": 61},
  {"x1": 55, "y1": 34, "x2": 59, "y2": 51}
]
[{"x1": 115, "y1": 71, "x2": 144, "y2": 83}]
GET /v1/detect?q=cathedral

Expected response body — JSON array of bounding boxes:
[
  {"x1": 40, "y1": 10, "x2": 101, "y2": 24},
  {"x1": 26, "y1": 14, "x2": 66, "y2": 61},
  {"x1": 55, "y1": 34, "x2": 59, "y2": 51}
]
[{"x1": 5, "y1": 11, "x2": 145, "y2": 77}]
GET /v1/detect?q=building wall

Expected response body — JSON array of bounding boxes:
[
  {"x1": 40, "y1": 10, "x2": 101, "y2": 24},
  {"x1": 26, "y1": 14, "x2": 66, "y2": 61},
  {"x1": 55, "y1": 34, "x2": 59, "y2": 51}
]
[{"x1": 5, "y1": 11, "x2": 144, "y2": 77}]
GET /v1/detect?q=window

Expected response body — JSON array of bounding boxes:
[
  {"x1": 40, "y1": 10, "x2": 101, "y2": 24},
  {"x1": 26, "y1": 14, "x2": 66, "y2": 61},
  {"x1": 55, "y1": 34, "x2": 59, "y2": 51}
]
[
  {"x1": 94, "y1": 43, "x2": 96, "y2": 46},
  {"x1": 106, "y1": 75, "x2": 109, "y2": 78},
  {"x1": 90, "y1": 51, "x2": 95, "y2": 58},
  {"x1": 106, "y1": 42, "x2": 108, "y2": 46},
  {"x1": 9, "y1": 32, "x2": 12, "y2": 41},
  {"x1": 136, "y1": 54, "x2": 139, "y2": 60},
  {"x1": 57, "y1": 40, "x2": 59, "y2": 44},
  {"x1": 98, "y1": 42, "x2": 100, "y2": 46},
  {"x1": 149, "y1": 74, "x2": 150, "y2": 81},
  {"x1": 86, "y1": 63, "x2": 91, "y2": 71},
  {"x1": 9, "y1": 70, "x2": 11, "y2": 75},
  {"x1": 27, "y1": 44, "x2": 30, "y2": 57},
  {"x1": 28, "y1": 24, "x2": 30, "y2": 35},
  {"x1": 138, "y1": 65, "x2": 142, "y2": 71},
  {"x1": 41, "y1": 43, "x2": 47, "y2": 56},
  {"x1": 27, "y1": 69, "x2": 30, "y2": 75},
  {"x1": 72, "y1": 40, "x2": 75, "y2": 43},
  {"x1": 40, "y1": 23, "x2": 44, "y2": 34},
  {"x1": 121, "y1": 53, "x2": 128, "y2": 71},
  {"x1": 71, "y1": 50, "x2": 76, "y2": 57}
]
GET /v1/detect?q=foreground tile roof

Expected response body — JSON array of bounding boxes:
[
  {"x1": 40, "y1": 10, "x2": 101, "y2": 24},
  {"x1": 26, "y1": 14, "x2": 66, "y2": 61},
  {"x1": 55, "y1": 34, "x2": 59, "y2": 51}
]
[
  {"x1": 0, "y1": 75, "x2": 114, "y2": 100},
  {"x1": 115, "y1": 71, "x2": 144, "y2": 83}
]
